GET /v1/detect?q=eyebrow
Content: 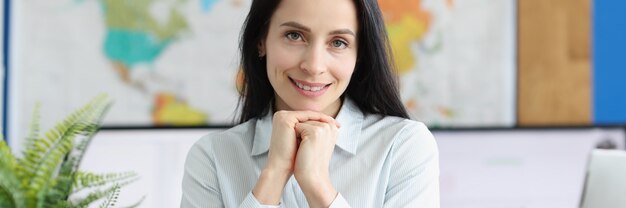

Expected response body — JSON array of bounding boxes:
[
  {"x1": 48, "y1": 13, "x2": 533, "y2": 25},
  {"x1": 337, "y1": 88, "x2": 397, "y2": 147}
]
[{"x1": 280, "y1": 21, "x2": 356, "y2": 37}]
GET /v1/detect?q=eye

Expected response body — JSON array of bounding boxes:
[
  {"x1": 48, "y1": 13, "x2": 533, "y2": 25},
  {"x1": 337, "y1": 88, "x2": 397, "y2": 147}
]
[
  {"x1": 285, "y1": 32, "x2": 303, "y2": 41},
  {"x1": 331, "y1": 39, "x2": 348, "y2": 49}
]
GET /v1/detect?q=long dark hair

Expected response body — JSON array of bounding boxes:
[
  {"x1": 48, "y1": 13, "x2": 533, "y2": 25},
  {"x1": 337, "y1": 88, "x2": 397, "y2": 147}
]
[{"x1": 237, "y1": 0, "x2": 409, "y2": 124}]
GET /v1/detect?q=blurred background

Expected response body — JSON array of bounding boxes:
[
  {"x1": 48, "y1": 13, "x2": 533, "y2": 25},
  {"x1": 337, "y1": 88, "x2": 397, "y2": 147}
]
[{"x1": 1, "y1": 0, "x2": 625, "y2": 207}]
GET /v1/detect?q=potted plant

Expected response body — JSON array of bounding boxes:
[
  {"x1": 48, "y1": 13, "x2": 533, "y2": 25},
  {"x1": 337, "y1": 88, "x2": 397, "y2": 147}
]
[{"x1": 0, "y1": 95, "x2": 141, "y2": 207}]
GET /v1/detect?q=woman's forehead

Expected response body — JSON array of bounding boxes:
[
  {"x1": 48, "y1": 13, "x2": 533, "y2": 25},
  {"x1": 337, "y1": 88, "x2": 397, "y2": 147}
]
[{"x1": 269, "y1": 0, "x2": 359, "y2": 33}]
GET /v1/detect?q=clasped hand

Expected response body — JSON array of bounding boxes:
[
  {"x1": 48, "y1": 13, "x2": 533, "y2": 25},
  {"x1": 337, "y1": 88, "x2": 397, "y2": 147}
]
[
  {"x1": 267, "y1": 110, "x2": 339, "y2": 178},
  {"x1": 263, "y1": 110, "x2": 340, "y2": 207}
]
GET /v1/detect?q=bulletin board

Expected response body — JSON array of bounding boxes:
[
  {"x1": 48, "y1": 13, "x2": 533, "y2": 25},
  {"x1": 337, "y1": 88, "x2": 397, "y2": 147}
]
[{"x1": 517, "y1": 0, "x2": 592, "y2": 126}]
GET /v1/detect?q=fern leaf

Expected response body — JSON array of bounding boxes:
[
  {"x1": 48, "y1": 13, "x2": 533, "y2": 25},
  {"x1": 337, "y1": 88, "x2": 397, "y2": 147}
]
[
  {"x1": 13, "y1": 103, "x2": 43, "y2": 183},
  {"x1": 71, "y1": 172, "x2": 137, "y2": 194},
  {"x1": 19, "y1": 106, "x2": 91, "y2": 182},
  {"x1": 61, "y1": 175, "x2": 138, "y2": 208},
  {"x1": 27, "y1": 126, "x2": 88, "y2": 205},
  {"x1": 0, "y1": 176, "x2": 22, "y2": 208},
  {"x1": 0, "y1": 139, "x2": 25, "y2": 208},
  {"x1": 23, "y1": 102, "x2": 42, "y2": 154},
  {"x1": 35, "y1": 182, "x2": 52, "y2": 208},
  {"x1": 0, "y1": 184, "x2": 17, "y2": 208},
  {"x1": 70, "y1": 183, "x2": 120, "y2": 207},
  {"x1": 63, "y1": 98, "x2": 112, "y2": 175},
  {"x1": 2, "y1": 94, "x2": 142, "y2": 207},
  {"x1": 0, "y1": 139, "x2": 17, "y2": 176},
  {"x1": 25, "y1": 132, "x2": 75, "y2": 186},
  {"x1": 46, "y1": 97, "x2": 112, "y2": 203},
  {"x1": 19, "y1": 95, "x2": 107, "y2": 178},
  {"x1": 0, "y1": 169, "x2": 25, "y2": 208},
  {"x1": 18, "y1": 95, "x2": 109, "y2": 204},
  {"x1": 98, "y1": 185, "x2": 120, "y2": 208},
  {"x1": 49, "y1": 200, "x2": 73, "y2": 208}
]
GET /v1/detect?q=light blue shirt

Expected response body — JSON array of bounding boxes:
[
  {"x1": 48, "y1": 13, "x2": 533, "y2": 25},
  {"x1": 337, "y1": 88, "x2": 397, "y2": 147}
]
[{"x1": 181, "y1": 99, "x2": 440, "y2": 207}]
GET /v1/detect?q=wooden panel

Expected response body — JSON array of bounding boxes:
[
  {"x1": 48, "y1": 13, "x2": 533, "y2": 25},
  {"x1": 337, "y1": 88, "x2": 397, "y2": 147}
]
[{"x1": 517, "y1": 0, "x2": 591, "y2": 126}]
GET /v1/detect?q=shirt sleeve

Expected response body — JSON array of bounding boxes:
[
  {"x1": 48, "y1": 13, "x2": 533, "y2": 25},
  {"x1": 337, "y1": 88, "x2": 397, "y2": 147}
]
[
  {"x1": 383, "y1": 121, "x2": 440, "y2": 208},
  {"x1": 181, "y1": 141, "x2": 224, "y2": 208},
  {"x1": 328, "y1": 193, "x2": 351, "y2": 208},
  {"x1": 181, "y1": 138, "x2": 281, "y2": 208},
  {"x1": 240, "y1": 192, "x2": 281, "y2": 208}
]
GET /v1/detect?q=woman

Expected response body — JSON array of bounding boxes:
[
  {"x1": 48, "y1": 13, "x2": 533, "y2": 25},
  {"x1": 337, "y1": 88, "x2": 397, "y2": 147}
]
[{"x1": 181, "y1": 0, "x2": 439, "y2": 207}]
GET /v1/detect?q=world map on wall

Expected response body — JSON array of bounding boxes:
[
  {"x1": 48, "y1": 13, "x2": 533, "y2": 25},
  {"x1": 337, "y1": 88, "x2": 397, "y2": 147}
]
[
  {"x1": 380, "y1": 0, "x2": 515, "y2": 127},
  {"x1": 13, "y1": 0, "x2": 514, "y2": 139},
  {"x1": 101, "y1": 0, "x2": 206, "y2": 126},
  {"x1": 16, "y1": 0, "x2": 247, "y2": 134}
]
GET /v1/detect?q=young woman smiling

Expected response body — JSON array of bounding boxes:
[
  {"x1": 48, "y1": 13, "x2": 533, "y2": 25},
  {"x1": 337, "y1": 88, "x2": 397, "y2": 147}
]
[{"x1": 181, "y1": 0, "x2": 440, "y2": 207}]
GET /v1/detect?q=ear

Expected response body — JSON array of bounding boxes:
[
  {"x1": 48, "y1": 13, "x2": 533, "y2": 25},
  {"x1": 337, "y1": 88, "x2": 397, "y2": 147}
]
[{"x1": 257, "y1": 41, "x2": 266, "y2": 57}]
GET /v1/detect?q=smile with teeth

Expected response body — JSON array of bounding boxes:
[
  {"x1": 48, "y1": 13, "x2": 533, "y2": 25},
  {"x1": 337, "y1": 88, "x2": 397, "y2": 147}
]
[{"x1": 290, "y1": 78, "x2": 330, "y2": 92}]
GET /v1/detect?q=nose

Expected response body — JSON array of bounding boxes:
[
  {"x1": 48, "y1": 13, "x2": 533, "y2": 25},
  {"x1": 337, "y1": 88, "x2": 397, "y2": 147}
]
[{"x1": 300, "y1": 45, "x2": 327, "y2": 75}]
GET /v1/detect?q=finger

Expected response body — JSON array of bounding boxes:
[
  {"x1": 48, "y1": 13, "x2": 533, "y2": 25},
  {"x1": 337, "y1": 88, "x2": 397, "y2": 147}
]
[
  {"x1": 301, "y1": 120, "x2": 329, "y2": 127},
  {"x1": 295, "y1": 121, "x2": 336, "y2": 136},
  {"x1": 295, "y1": 111, "x2": 341, "y2": 128},
  {"x1": 280, "y1": 111, "x2": 341, "y2": 128},
  {"x1": 294, "y1": 122, "x2": 307, "y2": 138}
]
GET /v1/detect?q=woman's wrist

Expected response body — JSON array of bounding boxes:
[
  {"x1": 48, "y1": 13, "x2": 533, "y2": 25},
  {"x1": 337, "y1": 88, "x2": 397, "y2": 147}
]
[
  {"x1": 295, "y1": 173, "x2": 337, "y2": 208},
  {"x1": 252, "y1": 168, "x2": 292, "y2": 205},
  {"x1": 265, "y1": 157, "x2": 294, "y2": 174}
]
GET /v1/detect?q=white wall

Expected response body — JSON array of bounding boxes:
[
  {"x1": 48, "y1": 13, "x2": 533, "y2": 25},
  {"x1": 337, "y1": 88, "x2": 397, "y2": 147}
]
[
  {"x1": 80, "y1": 129, "x2": 214, "y2": 208},
  {"x1": 79, "y1": 128, "x2": 625, "y2": 208}
]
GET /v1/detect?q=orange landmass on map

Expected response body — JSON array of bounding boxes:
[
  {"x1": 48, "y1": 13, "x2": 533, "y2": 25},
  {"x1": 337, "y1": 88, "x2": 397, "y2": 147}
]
[
  {"x1": 378, "y1": 0, "x2": 433, "y2": 74},
  {"x1": 153, "y1": 93, "x2": 207, "y2": 126}
]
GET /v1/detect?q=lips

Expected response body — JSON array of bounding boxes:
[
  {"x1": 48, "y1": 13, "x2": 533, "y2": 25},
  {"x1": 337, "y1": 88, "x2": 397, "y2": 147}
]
[
  {"x1": 288, "y1": 77, "x2": 332, "y2": 97},
  {"x1": 289, "y1": 77, "x2": 331, "y2": 91}
]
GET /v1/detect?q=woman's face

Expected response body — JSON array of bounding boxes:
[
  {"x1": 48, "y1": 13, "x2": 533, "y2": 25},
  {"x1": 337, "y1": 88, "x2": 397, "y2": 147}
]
[{"x1": 261, "y1": 0, "x2": 358, "y2": 117}]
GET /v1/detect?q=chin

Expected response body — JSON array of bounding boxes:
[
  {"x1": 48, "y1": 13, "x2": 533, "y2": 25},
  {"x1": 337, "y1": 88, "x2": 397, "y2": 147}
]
[{"x1": 289, "y1": 100, "x2": 326, "y2": 112}]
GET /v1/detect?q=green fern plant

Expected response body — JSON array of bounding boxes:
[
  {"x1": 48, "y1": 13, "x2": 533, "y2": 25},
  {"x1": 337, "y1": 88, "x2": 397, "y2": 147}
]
[{"x1": 0, "y1": 95, "x2": 142, "y2": 208}]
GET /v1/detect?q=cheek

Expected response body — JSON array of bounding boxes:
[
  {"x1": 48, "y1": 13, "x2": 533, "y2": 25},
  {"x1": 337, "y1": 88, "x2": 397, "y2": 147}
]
[
  {"x1": 334, "y1": 57, "x2": 357, "y2": 83},
  {"x1": 266, "y1": 43, "x2": 301, "y2": 75}
]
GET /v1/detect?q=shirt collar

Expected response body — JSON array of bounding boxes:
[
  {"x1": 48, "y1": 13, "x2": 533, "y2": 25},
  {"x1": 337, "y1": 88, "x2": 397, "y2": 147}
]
[{"x1": 251, "y1": 98, "x2": 364, "y2": 156}]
